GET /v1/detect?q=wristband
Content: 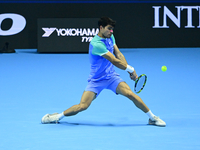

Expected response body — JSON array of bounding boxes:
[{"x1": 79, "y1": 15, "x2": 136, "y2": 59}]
[{"x1": 125, "y1": 65, "x2": 134, "y2": 73}]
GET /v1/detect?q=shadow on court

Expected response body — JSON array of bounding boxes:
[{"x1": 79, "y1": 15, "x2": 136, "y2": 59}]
[{"x1": 59, "y1": 121, "x2": 148, "y2": 127}]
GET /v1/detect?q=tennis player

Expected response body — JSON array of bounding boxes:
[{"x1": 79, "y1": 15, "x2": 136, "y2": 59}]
[{"x1": 41, "y1": 17, "x2": 166, "y2": 127}]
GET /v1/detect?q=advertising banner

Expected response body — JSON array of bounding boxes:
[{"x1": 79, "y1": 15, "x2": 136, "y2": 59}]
[
  {"x1": 37, "y1": 18, "x2": 99, "y2": 53},
  {"x1": 0, "y1": 3, "x2": 199, "y2": 52}
]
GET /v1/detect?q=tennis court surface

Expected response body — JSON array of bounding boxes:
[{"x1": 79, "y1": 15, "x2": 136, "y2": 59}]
[{"x1": 0, "y1": 48, "x2": 200, "y2": 150}]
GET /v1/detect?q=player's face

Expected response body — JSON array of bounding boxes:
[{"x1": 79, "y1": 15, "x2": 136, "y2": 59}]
[{"x1": 100, "y1": 25, "x2": 114, "y2": 38}]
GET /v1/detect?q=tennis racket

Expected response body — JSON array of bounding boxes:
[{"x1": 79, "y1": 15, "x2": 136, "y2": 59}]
[{"x1": 131, "y1": 74, "x2": 147, "y2": 94}]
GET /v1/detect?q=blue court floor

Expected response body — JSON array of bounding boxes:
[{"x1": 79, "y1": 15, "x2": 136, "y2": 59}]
[{"x1": 0, "y1": 48, "x2": 200, "y2": 150}]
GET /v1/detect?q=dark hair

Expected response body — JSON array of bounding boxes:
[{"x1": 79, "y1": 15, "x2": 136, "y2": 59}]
[{"x1": 98, "y1": 17, "x2": 116, "y2": 28}]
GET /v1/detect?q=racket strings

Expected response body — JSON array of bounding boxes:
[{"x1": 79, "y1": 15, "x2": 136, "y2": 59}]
[{"x1": 134, "y1": 74, "x2": 147, "y2": 93}]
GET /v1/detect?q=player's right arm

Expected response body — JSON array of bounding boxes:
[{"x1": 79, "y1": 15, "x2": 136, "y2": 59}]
[
  {"x1": 92, "y1": 41, "x2": 137, "y2": 80},
  {"x1": 91, "y1": 42, "x2": 127, "y2": 69},
  {"x1": 102, "y1": 52, "x2": 138, "y2": 81},
  {"x1": 102, "y1": 51, "x2": 127, "y2": 70}
]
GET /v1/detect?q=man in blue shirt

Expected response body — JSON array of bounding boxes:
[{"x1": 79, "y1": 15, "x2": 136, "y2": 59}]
[{"x1": 41, "y1": 17, "x2": 166, "y2": 127}]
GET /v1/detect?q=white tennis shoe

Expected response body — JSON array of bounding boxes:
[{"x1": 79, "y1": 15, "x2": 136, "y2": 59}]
[
  {"x1": 41, "y1": 113, "x2": 60, "y2": 124},
  {"x1": 148, "y1": 116, "x2": 166, "y2": 127}
]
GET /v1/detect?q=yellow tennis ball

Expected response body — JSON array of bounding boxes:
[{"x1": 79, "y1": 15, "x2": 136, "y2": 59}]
[{"x1": 161, "y1": 66, "x2": 167, "y2": 72}]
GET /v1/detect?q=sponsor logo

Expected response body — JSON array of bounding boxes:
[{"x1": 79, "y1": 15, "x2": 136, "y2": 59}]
[
  {"x1": 0, "y1": 13, "x2": 26, "y2": 36},
  {"x1": 42, "y1": 27, "x2": 99, "y2": 42},
  {"x1": 153, "y1": 6, "x2": 200, "y2": 28}
]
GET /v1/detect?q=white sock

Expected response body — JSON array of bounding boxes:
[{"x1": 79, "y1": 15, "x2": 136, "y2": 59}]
[
  {"x1": 146, "y1": 110, "x2": 156, "y2": 120},
  {"x1": 57, "y1": 112, "x2": 65, "y2": 120}
]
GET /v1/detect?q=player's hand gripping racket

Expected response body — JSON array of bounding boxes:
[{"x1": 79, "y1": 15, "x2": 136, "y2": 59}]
[{"x1": 131, "y1": 73, "x2": 147, "y2": 94}]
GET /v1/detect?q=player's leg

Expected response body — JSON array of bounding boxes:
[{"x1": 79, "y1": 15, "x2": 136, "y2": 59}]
[
  {"x1": 116, "y1": 82, "x2": 166, "y2": 127},
  {"x1": 63, "y1": 91, "x2": 96, "y2": 116},
  {"x1": 41, "y1": 91, "x2": 96, "y2": 124},
  {"x1": 116, "y1": 82, "x2": 149, "y2": 113}
]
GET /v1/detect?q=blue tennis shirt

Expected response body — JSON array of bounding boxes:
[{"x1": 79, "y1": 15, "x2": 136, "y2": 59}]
[{"x1": 88, "y1": 34, "x2": 119, "y2": 82}]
